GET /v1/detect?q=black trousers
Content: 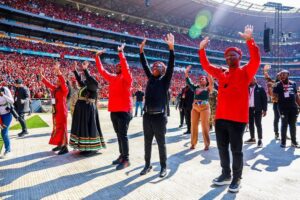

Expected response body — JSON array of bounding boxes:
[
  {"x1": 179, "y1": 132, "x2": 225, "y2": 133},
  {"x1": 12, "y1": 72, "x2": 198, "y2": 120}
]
[
  {"x1": 18, "y1": 112, "x2": 27, "y2": 132},
  {"x1": 143, "y1": 113, "x2": 167, "y2": 168},
  {"x1": 249, "y1": 108, "x2": 263, "y2": 139},
  {"x1": 273, "y1": 103, "x2": 280, "y2": 134},
  {"x1": 215, "y1": 119, "x2": 246, "y2": 179},
  {"x1": 184, "y1": 108, "x2": 192, "y2": 133},
  {"x1": 179, "y1": 108, "x2": 185, "y2": 126},
  {"x1": 279, "y1": 108, "x2": 298, "y2": 145},
  {"x1": 110, "y1": 112, "x2": 132, "y2": 161}
]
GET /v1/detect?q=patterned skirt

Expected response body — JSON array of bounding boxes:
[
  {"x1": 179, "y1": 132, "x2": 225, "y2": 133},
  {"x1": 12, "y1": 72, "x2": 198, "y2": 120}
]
[{"x1": 70, "y1": 100, "x2": 106, "y2": 151}]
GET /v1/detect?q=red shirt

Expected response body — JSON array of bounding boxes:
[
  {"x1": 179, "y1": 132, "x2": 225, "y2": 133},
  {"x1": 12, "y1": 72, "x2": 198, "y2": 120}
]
[
  {"x1": 199, "y1": 39, "x2": 261, "y2": 123},
  {"x1": 95, "y1": 52, "x2": 133, "y2": 112}
]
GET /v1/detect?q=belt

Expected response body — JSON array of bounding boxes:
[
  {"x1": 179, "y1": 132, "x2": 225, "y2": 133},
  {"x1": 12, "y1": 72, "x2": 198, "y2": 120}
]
[
  {"x1": 146, "y1": 111, "x2": 164, "y2": 115},
  {"x1": 78, "y1": 97, "x2": 96, "y2": 104}
]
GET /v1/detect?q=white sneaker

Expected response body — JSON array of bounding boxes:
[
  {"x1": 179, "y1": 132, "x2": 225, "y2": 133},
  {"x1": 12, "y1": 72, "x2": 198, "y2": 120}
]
[{"x1": 0, "y1": 151, "x2": 11, "y2": 159}]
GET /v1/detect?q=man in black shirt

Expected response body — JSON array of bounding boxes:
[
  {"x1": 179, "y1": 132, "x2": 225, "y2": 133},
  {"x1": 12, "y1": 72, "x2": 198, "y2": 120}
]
[
  {"x1": 14, "y1": 79, "x2": 30, "y2": 137},
  {"x1": 175, "y1": 91, "x2": 185, "y2": 128},
  {"x1": 245, "y1": 77, "x2": 268, "y2": 147},
  {"x1": 134, "y1": 86, "x2": 144, "y2": 117},
  {"x1": 273, "y1": 70, "x2": 300, "y2": 148},
  {"x1": 181, "y1": 85, "x2": 194, "y2": 134},
  {"x1": 139, "y1": 33, "x2": 175, "y2": 178}
]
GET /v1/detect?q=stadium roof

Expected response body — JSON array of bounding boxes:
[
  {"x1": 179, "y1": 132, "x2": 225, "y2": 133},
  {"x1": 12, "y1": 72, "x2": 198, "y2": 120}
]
[{"x1": 200, "y1": 0, "x2": 300, "y2": 14}]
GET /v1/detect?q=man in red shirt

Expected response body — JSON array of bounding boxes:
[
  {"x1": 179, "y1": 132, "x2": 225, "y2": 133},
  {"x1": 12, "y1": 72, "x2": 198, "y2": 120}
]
[
  {"x1": 198, "y1": 25, "x2": 260, "y2": 192},
  {"x1": 95, "y1": 44, "x2": 133, "y2": 170}
]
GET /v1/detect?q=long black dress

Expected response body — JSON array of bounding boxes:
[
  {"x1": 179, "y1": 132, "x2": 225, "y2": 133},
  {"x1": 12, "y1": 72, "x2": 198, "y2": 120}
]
[{"x1": 69, "y1": 69, "x2": 106, "y2": 151}]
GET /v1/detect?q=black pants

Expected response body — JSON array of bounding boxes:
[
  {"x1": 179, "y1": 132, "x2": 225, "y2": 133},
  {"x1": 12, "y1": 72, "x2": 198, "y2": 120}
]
[
  {"x1": 18, "y1": 112, "x2": 27, "y2": 132},
  {"x1": 273, "y1": 103, "x2": 280, "y2": 134},
  {"x1": 110, "y1": 112, "x2": 132, "y2": 161},
  {"x1": 280, "y1": 109, "x2": 298, "y2": 145},
  {"x1": 184, "y1": 108, "x2": 192, "y2": 133},
  {"x1": 179, "y1": 108, "x2": 185, "y2": 126},
  {"x1": 143, "y1": 113, "x2": 167, "y2": 168},
  {"x1": 249, "y1": 108, "x2": 262, "y2": 139},
  {"x1": 215, "y1": 119, "x2": 246, "y2": 179}
]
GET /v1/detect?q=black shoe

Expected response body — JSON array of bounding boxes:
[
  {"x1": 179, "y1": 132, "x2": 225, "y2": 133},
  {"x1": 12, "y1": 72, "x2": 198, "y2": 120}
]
[
  {"x1": 159, "y1": 167, "x2": 167, "y2": 178},
  {"x1": 140, "y1": 166, "x2": 152, "y2": 175},
  {"x1": 280, "y1": 144, "x2": 286, "y2": 148},
  {"x1": 275, "y1": 133, "x2": 280, "y2": 140},
  {"x1": 228, "y1": 178, "x2": 241, "y2": 193},
  {"x1": 257, "y1": 140, "x2": 263, "y2": 148},
  {"x1": 112, "y1": 156, "x2": 123, "y2": 165},
  {"x1": 183, "y1": 131, "x2": 191, "y2": 135},
  {"x1": 287, "y1": 136, "x2": 291, "y2": 140},
  {"x1": 291, "y1": 142, "x2": 300, "y2": 148},
  {"x1": 58, "y1": 146, "x2": 68, "y2": 155},
  {"x1": 244, "y1": 138, "x2": 256, "y2": 144},
  {"x1": 116, "y1": 160, "x2": 130, "y2": 170},
  {"x1": 18, "y1": 131, "x2": 29, "y2": 137},
  {"x1": 178, "y1": 124, "x2": 183, "y2": 128},
  {"x1": 213, "y1": 174, "x2": 232, "y2": 186},
  {"x1": 52, "y1": 146, "x2": 62, "y2": 151}
]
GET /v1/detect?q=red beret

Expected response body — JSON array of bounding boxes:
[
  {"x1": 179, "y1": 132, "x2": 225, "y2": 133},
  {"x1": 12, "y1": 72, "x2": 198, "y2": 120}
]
[{"x1": 224, "y1": 47, "x2": 242, "y2": 57}]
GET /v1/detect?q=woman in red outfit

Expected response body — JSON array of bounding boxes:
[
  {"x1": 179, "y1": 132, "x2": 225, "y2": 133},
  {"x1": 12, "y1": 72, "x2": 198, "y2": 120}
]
[{"x1": 40, "y1": 62, "x2": 69, "y2": 155}]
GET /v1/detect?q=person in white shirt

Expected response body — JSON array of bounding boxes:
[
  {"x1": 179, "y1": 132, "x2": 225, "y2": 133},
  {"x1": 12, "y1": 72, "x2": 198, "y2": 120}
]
[{"x1": 0, "y1": 85, "x2": 14, "y2": 158}]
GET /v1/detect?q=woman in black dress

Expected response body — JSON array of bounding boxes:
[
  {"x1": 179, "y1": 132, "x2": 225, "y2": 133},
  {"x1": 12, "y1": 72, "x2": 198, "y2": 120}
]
[{"x1": 69, "y1": 61, "x2": 105, "y2": 154}]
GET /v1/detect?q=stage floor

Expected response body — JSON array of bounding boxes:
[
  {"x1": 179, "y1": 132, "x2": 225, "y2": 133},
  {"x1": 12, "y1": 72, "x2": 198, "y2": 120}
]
[{"x1": 1, "y1": 105, "x2": 300, "y2": 200}]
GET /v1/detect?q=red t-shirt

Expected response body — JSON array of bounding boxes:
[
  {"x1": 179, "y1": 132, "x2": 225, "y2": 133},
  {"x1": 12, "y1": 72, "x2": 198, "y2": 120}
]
[
  {"x1": 199, "y1": 39, "x2": 261, "y2": 123},
  {"x1": 95, "y1": 52, "x2": 133, "y2": 112}
]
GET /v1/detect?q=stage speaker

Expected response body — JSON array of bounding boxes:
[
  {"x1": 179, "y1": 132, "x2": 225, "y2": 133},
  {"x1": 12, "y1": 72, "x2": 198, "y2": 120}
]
[{"x1": 264, "y1": 28, "x2": 271, "y2": 53}]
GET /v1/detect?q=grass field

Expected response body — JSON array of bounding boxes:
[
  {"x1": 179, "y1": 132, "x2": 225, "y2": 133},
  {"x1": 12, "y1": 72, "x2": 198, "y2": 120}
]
[{"x1": 9, "y1": 115, "x2": 49, "y2": 130}]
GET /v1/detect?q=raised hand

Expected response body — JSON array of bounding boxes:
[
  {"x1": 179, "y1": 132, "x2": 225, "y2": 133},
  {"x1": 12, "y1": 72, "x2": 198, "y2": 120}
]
[
  {"x1": 82, "y1": 61, "x2": 89, "y2": 70},
  {"x1": 39, "y1": 68, "x2": 45, "y2": 78},
  {"x1": 139, "y1": 38, "x2": 147, "y2": 53},
  {"x1": 118, "y1": 43, "x2": 126, "y2": 52},
  {"x1": 238, "y1": 25, "x2": 253, "y2": 41},
  {"x1": 53, "y1": 62, "x2": 62, "y2": 75},
  {"x1": 73, "y1": 61, "x2": 78, "y2": 71},
  {"x1": 263, "y1": 64, "x2": 271, "y2": 72},
  {"x1": 185, "y1": 65, "x2": 192, "y2": 77},
  {"x1": 199, "y1": 37, "x2": 209, "y2": 50},
  {"x1": 164, "y1": 33, "x2": 174, "y2": 50},
  {"x1": 53, "y1": 62, "x2": 60, "y2": 71},
  {"x1": 96, "y1": 49, "x2": 106, "y2": 57}
]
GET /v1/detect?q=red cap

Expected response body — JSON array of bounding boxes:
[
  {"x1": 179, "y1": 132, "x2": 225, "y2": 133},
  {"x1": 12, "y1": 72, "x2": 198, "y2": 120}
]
[{"x1": 224, "y1": 47, "x2": 242, "y2": 57}]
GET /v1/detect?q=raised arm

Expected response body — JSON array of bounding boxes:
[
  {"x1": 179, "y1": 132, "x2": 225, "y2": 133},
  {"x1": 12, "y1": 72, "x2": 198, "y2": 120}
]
[
  {"x1": 54, "y1": 62, "x2": 68, "y2": 95},
  {"x1": 39, "y1": 66, "x2": 55, "y2": 92},
  {"x1": 199, "y1": 37, "x2": 223, "y2": 79},
  {"x1": 239, "y1": 25, "x2": 261, "y2": 80},
  {"x1": 73, "y1": 61, "x2": 85, "y2": 87},
  {"x1": 95, "y1": 50, "x2": 114, "y2": 82},
  {"x1": 82, "y1": 61, "x2": 98, "y2": 87},
  {"x1": 185, "y1": 66, "x2": 197, "y2": 91},
  {"x1": 118, "y1": 44, "x2": 133, "y2": 84},
  {"x1": 263, "y1": 64, "x2": 274, "y2": 83},
  {"x1": 207, "y1": 74, "x2": 214, "y2": 93},
  {"x1": 74, "y1": 70, "x2": 85, "y2": 87},
  {"x1": 41, "y1": 77, "x2": 56, "y2": 92},
  {"x1": 163, "y1": 33, "x2": 175, "y2": 84},
  {"x1": 139, "y1": 38, "x2": 152, "y2": 78}
]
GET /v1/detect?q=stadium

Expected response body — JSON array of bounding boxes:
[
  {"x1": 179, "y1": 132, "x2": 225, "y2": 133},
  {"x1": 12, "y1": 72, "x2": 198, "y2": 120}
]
[{"x1": 0, "y1": 0, "x2": 300, "y2": 199}]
